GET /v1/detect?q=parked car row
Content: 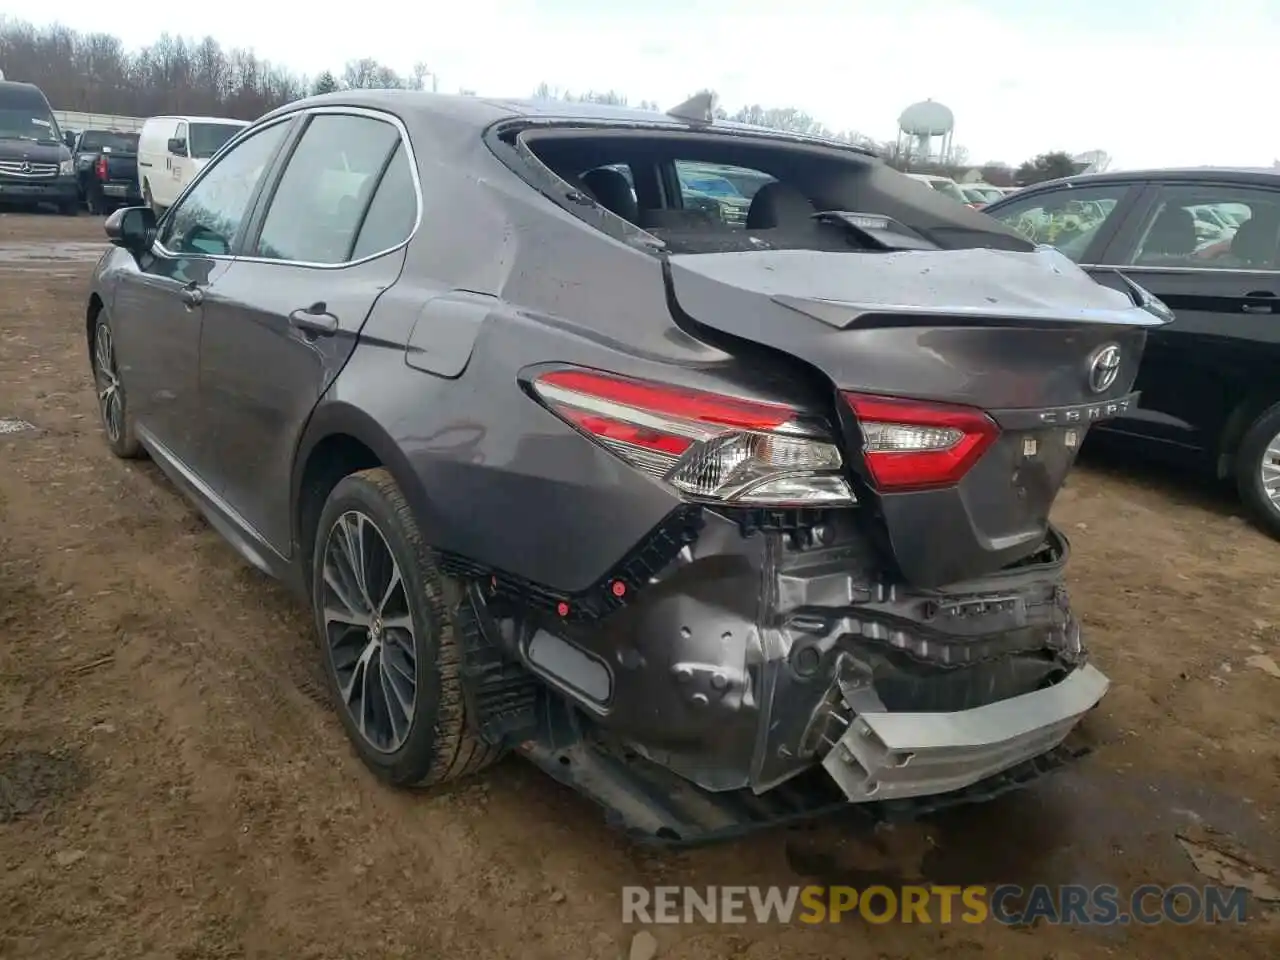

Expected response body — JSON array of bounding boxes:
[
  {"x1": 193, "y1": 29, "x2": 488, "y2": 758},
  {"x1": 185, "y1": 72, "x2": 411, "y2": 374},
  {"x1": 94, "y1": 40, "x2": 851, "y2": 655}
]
[
  {"x1": 904, "y1": 172, "x2": 1016, "y2": 210},
  {"x1": 0, "y1": 76, "x2": 246, "y2": 216}
]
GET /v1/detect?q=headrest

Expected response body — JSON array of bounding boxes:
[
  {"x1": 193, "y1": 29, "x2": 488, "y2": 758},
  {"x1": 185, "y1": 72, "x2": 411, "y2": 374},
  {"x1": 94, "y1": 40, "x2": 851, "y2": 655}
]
[
  {"x1": 746, "y1": 181, "x2": 816, "y2": 230},
  {"x1": 581, "y1": 167, "x2": 638, "y2": 223}
]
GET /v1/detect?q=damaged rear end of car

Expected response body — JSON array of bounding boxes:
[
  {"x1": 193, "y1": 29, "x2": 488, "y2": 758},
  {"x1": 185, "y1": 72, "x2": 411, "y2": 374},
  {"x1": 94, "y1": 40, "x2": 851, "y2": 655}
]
[{"x1": 444, "y1": 110, "x2": 1170, "y2": 843}]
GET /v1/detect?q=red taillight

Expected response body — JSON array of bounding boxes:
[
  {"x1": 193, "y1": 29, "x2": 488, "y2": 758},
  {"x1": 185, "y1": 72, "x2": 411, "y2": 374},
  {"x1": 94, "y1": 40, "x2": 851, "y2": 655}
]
[
  {"x1": 532, "y1": 368, "x2": 855, "y2": 506},
  {"x1": 842, "y1": 392, "x2": 999, "y2": 492},
  {"x1": 95, "y1": 156, "x2": 108, "y2": 180}
]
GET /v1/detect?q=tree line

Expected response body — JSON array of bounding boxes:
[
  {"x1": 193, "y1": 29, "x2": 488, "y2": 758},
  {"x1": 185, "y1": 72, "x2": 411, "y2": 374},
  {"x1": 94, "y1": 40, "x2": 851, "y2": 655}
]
[{"x1": 0, "y1": 17, "x2": 1078, "y2": 184}]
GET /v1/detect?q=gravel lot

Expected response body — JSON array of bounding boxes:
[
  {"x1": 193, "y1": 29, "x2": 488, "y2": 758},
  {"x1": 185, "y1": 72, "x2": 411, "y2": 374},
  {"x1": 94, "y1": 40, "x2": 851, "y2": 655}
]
[{"x1": 0, "y1": 211, "x2": 1277, "y2": 959}]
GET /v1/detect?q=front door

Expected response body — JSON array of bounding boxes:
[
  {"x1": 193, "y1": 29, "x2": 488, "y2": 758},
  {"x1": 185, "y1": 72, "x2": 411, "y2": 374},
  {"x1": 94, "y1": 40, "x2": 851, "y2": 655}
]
[
  {"x1": 198, "y1": 110, "x2": 420, "y2": 554},
  {"x1": 1093, "y1": 180, "x2": 1280, "y2": 457},
  {"x1": 116, "y1": 116, "x2": 293, "y2": 472},
  {"x1": 110, "y1": 248, "x2": 229, "y2": 464}
]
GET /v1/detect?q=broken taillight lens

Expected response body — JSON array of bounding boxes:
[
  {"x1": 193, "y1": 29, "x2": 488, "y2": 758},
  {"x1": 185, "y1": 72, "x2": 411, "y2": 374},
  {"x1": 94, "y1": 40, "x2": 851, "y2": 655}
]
[
  {"x1": 842, "y1": 392, "x2": 999, "y2": 492},
  {"x1": 532, "y1": 369, "x2": 855, "y2": 506}
]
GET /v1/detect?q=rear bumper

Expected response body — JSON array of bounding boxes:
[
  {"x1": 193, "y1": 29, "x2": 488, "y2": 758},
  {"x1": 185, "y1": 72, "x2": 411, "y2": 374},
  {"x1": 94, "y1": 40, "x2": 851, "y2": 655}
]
[
  {"x1": 480, "y1": 508, "x2": 1101, "y2": 805},
  {"x1": 822, "y1": 662, "x2": 1108, "y2": 802},
  {"x1": 91, "y1": 180, "x2": 142, "y2": 203}
]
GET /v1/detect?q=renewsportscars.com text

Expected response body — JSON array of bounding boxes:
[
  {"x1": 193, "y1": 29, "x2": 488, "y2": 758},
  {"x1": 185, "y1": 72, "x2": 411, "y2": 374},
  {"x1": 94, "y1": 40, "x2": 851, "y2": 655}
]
[{"x1": 622, "y1": 884, "x2": 1248, "y2": 926}]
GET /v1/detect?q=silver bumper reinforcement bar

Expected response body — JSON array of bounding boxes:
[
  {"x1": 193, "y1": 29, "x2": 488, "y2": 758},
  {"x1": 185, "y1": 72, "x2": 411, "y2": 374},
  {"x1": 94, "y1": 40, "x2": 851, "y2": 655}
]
[{"x1": 822, "y1": 663, "x2": 1110, "y2": 803}]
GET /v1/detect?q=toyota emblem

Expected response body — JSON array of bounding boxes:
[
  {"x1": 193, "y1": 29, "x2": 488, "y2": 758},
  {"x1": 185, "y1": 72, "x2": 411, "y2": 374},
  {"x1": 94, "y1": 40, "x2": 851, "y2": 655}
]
[{"x1": 1087, "y1": 343, "x2": 1122, "y2": 394}]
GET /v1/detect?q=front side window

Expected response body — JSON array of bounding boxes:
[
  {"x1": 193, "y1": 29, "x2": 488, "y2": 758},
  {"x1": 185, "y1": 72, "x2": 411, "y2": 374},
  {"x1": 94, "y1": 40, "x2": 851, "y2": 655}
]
[
  {"x1": 254, "y1": 113, "x2": 402, "y2": 264},
  {"x1": 675, "y1": 160, "x2": 775, "y2": 226},
  {"x1": 159, "y1": 120, "x2": 288, "y2": 256},
  {"x1": 1120, "y1": 184, "x2": 1280, "y2": 270},
  {"x1": 986, "y1": 184, "x2": 1130, "y2": 262},
  {"x1": 188, "y1": 122, "x2": 246, "y2": 160}
]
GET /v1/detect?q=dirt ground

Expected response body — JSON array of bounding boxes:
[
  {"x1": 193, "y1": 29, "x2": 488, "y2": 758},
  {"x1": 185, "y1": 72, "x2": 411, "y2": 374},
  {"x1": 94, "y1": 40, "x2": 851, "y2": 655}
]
[{"x1": 0, "y1": 210, "x2": 1277, "y2": 960}]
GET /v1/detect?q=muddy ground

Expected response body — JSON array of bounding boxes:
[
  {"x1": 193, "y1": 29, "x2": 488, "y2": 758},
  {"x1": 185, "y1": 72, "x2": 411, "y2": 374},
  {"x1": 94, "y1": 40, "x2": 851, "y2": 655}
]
[{"x1": 0, "y1": 210, "x2": 1277, "y2": 960}]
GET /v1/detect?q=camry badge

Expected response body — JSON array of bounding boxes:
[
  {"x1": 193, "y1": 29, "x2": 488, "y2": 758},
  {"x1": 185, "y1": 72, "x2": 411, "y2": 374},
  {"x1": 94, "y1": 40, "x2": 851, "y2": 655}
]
[{"x1": 1087, "y1": 343, "x2": 1121, "y2": 394}]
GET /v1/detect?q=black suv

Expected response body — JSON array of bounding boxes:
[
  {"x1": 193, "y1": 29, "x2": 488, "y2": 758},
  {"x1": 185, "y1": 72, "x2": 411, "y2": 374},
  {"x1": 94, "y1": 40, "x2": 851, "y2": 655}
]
[
  {"x1": 984, "y1": 168, "x2": 1280, "y2": 536},
  {"x1": 0, "y1": 80, "x2": 79, "y2": 214},
  {"x1": 85, "y1": 92, "x2": 1166, "y2": 843}
]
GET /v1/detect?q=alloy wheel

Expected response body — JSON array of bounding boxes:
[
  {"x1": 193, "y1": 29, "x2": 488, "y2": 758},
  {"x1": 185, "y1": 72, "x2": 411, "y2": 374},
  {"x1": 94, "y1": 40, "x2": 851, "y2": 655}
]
[
  {"x1": 93, "y1": 323, "x2": 123, "y2": 444},
  {"x1": 1260, "y1": 430, "x2": 1280, "y2": 508},
  {"x1": 320, "y1": 509, "x2": 417, "y2": 754}
]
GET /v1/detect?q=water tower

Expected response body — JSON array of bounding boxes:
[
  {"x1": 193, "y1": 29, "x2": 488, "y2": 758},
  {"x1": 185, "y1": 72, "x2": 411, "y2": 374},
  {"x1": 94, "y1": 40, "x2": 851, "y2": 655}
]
[{"x1": 896, "y1": 99, "x2": 954, "y2": 166}]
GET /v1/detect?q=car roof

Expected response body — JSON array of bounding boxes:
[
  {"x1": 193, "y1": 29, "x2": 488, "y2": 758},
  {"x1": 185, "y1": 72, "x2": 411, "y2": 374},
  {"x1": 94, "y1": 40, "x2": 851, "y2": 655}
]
[
  {"x1": 1015, "y1": 166, "x2": 1280, "y2": 194},
  {"x1": 257, "y1": 89, "x2": 879, "y2": 156},
  {"x1": 147, "y1": 115, "x2": 251, "y2": 125}
]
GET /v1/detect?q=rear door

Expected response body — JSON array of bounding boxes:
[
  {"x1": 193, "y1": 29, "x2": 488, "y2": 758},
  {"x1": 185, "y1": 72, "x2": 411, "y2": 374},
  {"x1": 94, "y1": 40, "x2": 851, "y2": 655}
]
[
  {"x1": 197, "y1": 107, "x2": 419, "y2": 554},
  {"x1": 1090, "y1": 179, "x2": 1280, "y2": 454}
]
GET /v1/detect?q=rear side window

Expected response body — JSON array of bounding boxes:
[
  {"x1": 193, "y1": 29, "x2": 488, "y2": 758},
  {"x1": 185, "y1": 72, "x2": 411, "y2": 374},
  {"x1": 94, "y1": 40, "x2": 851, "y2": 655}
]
[
  {"x1": 350, "y1": 142, "x2": 417, "y2": 261},
  {"x1": 254, "y1": 114, "x2": 401, "y2": 265},
  {"x1": 1120, "y1": 183, "x2": 1280, "y2": 270}
]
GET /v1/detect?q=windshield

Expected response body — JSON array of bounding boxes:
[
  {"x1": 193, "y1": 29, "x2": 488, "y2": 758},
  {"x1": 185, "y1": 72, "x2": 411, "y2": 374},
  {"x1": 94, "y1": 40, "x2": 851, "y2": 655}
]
[
  {"x1": 79, "y1": 131, "x2": 138, "y2": 153},
  {"x1": 189, "y1": 122, "x2": 245, "y2": 159},
  {"x1": 0, "y1": 107, "x2": 60, "y2": 143}
]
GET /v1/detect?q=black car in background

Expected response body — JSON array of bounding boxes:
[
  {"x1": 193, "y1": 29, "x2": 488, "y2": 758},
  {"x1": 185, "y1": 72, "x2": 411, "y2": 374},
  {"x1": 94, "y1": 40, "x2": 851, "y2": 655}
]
[
  {"x1": 0, "y1": 80, "x2": 79, "y2": 214},
  {"x1": 984, "y1": 168, "x2": 1280, "y2": 537},
  {"x1": 72, "y1": 129, "x2": 142, "y2": 213}
]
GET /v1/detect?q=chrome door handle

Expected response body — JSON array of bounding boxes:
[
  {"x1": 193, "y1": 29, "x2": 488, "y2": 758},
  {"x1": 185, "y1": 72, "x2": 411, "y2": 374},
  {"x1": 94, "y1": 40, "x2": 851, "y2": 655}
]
[
  {"x1": 1242, "y1": 290, "x2": 1275, "y2": 314},
  {"x1": 289, "y1": 305, "x2": 339, "y2": 337},
  {"x1": 180, "y1": 284, "x2": 203, "y2": 307}
]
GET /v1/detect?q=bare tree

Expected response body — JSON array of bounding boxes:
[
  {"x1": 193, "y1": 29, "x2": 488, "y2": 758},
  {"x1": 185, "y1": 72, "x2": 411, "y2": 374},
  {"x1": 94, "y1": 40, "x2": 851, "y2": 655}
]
[{"x1": 0, "y1": 17, "x2": 307, "y2": 119}]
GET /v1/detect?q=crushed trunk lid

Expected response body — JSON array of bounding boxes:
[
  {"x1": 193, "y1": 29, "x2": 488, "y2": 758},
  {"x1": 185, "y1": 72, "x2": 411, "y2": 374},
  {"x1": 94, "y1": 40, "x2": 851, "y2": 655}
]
[{"x1": 664, "y1": 246, "x2": 1169, "y2": 586}]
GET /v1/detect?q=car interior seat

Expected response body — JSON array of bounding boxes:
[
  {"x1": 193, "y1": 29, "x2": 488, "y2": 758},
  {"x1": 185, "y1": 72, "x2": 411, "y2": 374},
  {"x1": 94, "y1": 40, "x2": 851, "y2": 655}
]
[
  {"x1": 1226, "y1": 216, "x2": 1279, "y2": 268},
  {"x1": 1138, "y1": 206, "x2": 1197, "y2": 262},
  {"x1": 746, "y1": 181, "x2": 816, "y2": 230},
  {"x1": 580, "y1": 167, "x2": 638, "y2": 223}
]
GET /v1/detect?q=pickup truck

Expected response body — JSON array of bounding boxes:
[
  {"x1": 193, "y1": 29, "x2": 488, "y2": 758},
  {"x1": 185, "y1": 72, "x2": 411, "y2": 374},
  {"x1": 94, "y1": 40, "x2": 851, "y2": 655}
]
[{"x1": 73, "y1": 129, "x2": 141, "y2": 213}]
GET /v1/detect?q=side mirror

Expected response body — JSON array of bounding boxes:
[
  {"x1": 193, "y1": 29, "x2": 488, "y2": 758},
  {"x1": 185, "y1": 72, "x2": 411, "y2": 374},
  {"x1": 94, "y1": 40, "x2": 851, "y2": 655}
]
[
  {"x1": 167, "y1": 137, "x2": 188, "y2": 157},
  {"x1": 104, "y1": 206, "x2": 157, "y2": 254},
  {"x1": 63, "y1": 131, "x2": 76, "y2": 149}
]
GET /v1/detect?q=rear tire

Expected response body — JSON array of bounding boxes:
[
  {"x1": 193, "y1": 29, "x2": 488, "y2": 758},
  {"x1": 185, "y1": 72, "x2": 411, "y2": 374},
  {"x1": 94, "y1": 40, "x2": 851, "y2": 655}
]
[
  {"x1": 1235, "y1": 401, "x2": 1280, "y2": 539},
  {"x1": 311, "y1": 468, "x2": 502, "y2": 787},
  {"x1": 90, "y1": 313, "x2": 143, "y2": 459}
]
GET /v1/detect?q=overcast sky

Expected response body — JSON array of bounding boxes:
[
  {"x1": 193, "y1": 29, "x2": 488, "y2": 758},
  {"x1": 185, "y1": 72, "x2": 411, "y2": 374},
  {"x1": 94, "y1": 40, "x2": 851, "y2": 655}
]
[{"x1": 33, "y1": 0, "x2": 1280, "y2": 170}]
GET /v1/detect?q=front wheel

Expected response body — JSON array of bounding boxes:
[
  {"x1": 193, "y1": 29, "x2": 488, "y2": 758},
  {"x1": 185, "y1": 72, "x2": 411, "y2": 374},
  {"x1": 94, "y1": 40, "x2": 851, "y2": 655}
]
[
  {"x1": 1235, "y1": 401, "x2": 1280, "y2": 538},
  {"x1": 90, "y1": 315, "x2": 143, "y2": 459},
  {"x1": 311, "y1": 468, "x2": 502, "y2": 787}
]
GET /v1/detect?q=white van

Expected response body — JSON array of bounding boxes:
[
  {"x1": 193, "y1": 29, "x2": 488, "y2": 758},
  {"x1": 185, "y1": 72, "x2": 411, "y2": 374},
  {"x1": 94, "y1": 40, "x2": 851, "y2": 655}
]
[{"x1": 136, "y1": 115, "x2": 250, "y2": 211}]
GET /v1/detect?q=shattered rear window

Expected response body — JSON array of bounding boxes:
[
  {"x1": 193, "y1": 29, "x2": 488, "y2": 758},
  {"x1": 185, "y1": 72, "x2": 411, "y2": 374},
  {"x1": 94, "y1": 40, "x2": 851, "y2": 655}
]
[{"x1": 513, "y1": 126, "x2": 1033, "y2": 255}]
